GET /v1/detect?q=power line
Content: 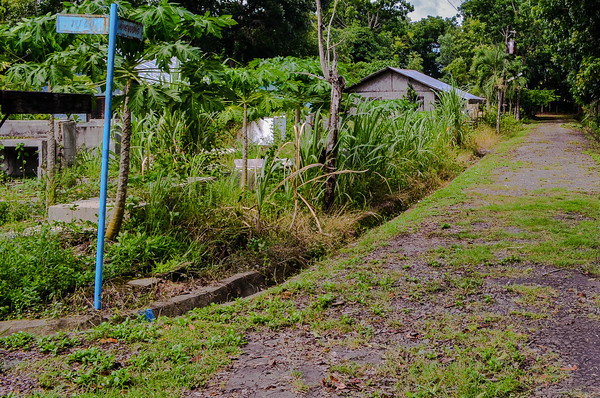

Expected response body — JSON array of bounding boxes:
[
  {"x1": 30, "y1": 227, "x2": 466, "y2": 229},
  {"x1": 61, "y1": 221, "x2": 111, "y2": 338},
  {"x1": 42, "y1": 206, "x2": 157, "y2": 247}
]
[{"x1": 445, "y1": 0, "x2": 459, "y2": 12}]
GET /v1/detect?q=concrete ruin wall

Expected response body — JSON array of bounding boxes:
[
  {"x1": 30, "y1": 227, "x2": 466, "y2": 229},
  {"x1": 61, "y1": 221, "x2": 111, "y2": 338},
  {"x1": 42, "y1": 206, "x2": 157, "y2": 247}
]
[{"x1": 0, "y1": 119, "x2": 117, "y2": 177}]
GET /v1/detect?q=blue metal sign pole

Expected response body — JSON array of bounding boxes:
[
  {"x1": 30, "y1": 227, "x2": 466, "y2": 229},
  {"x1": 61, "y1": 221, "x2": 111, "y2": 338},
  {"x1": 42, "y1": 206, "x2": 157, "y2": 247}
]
[
  {"x1": 57, "y1": 4, "x2": 142, "y2": 310},
  {"x1": 94, "y1": 3, "x2": 118, "y2": 310}
]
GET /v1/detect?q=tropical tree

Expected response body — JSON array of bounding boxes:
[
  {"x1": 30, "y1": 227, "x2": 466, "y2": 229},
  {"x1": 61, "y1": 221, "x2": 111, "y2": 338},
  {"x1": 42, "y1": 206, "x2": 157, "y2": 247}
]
[
  {"x1": 258, "y1": 56, "x2": 330, "y2": 131},
  {"x1": 438, "y1": 19, "x2": 488, "y2": 86},
  {"x1": 0, "y1": 13, "x2": 86, "y2": 205},
  {"x1": 537, "y1": 0, "x2": 600, "y2": 105},
  {"x1": 459, "y1": 0, "x2": 521, "y2": 43},
  {"x1": 325, "y1": 0, "x2": 412, "y2": 65},
  {"x1": 59, "y1": 0, "x2": 234, "y2": 240},
  {"x1": 505, "y1": 58, "x2": 527, "y2": 119},
  {"x1": 0, "y1": 0, "x2": 62, "y2": 23},
  {"x1": 217, "y1": 61, "x2": 282, "y2": 187},
  {"x1": 177, "y1": 0, "x2": 316, "y2": 62},
  {"x1": 472, "y1": 45, "x2": 510, "y2": 132},
  {"x1": 406, "y1": 16, "x2": 456, "y2": 78}
]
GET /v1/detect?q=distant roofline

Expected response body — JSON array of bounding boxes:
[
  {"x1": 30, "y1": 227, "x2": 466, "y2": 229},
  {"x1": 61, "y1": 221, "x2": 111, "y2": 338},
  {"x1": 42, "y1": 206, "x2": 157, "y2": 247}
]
[{"x1": 346, "y1": 67, "x2": 484, "y2": 103}]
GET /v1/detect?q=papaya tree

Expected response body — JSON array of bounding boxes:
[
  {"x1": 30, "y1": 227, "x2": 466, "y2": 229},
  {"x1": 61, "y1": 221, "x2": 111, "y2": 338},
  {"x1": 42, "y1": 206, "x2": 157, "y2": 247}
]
[
  {"x1": 61, "y1": 0, "x2": 234, "y2": 240},
  {"x1": 0, "y1": 13, "x2": 86, "y2": 205},
  {"x1": 260, "y1": 56, "x2": 330, "y2": 133},
  {"x1": 217, "y1": 61, "x2": 282, "y2": 187}
]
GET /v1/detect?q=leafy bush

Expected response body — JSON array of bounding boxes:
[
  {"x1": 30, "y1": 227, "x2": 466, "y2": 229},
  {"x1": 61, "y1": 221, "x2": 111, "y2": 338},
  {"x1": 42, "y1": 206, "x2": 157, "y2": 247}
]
[
  {"x1": 0, "y1": 227, "x2": 94, "y2": 318},
  {"x1": 0, "y1": 199, "x2": 42, "y2": 226},
  {"x1": 105, "y1": 230, "x2": 185, "y2": 277},
  {"x1": 499, "y1": 114, "x2": 523, "y2": 136}
]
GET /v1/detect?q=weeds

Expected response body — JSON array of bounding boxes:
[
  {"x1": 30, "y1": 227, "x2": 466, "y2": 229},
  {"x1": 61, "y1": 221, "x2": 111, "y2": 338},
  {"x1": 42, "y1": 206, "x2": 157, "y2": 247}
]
[
  {"x1": 38, "y1": 332, "x2": 82, "y2": 355},
  {"x1": 0, "y1": 331, "x2": 36, "y2": 350},
  {"x1": 0, "y1": 227, "x2": 94, "y2": 319},
  {"x1": 88, "y1": 317, "x2": 161, "y2": 343},
  {"x1": 0, "y1": 91, "x2": 489, "y2": 320}
]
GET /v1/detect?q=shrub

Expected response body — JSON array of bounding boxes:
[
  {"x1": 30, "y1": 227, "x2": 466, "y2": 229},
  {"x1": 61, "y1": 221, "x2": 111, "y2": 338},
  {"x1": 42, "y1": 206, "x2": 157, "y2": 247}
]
[
  {"x1": 105, "y1": 231, "x2": 185, "y2": 277},
  {"x1": 0, "y1": 227, "x2": 94, "y2": 318},
  {"x1": 0, "y1": 199, "x2": 42, "y2": 226}
]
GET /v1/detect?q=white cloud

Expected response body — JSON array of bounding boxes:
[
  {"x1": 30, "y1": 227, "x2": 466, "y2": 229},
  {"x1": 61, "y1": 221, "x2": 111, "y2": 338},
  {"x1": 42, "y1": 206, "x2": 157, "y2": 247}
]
[{"x1": 408, "y1": 0, "x2": 462, "y2": 21}]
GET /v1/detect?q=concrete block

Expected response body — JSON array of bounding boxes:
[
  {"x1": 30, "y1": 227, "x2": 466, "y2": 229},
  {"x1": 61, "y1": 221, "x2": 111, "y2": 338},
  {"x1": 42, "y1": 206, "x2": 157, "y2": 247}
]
[
  {"x1": 75, "y1": 119, "x2": 119, "y2": 153},
  {"x1": 0, "y1": 271, "x2": 266, "y2": 337},
  {"x1": 60, "y1": 120, "x2": 77, "y2": 166},
  {"x1": 233, "y1": 158, "x2": 265, "y2": 170},
  {"x1": 48, "y1": 198, "x2": 113, "y2": 223},
  {"x1": 127, "y1": 277, "x2": 162, "y2": 289},
  {"x1": 0, "y1": 120, "x2": 50, "y2": 139}
]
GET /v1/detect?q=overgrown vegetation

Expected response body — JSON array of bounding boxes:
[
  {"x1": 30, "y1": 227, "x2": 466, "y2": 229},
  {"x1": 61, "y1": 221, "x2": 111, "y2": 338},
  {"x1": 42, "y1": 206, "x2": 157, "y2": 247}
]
[
  {"x1": 2, "y1": 0, "x2": 599, "y2": 395},
  {"x1": 7, "y1": 120, "x2": 597, "y2": 395},
  {"x1": 0, "y1": 89, "x2": 505, "y2": 320},
  {"x1": 0, "y1": 0, "x2": 541, "y2": 321}
]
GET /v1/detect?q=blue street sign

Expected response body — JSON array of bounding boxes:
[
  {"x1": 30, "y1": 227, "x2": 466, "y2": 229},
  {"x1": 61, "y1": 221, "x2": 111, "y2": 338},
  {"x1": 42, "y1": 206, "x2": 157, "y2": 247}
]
[
  {"x1": 57, "y1": 4, "x2": 143, "y2": 310},
  {"x1": 56, "y1": 14, "x2": 109, "y2": 35},
  {"x1": 57, "y1": 13, "x2": 143, "y2": 41},
  {"x1": 117, "y1": 19, "x2": 143, "y2": 41}
]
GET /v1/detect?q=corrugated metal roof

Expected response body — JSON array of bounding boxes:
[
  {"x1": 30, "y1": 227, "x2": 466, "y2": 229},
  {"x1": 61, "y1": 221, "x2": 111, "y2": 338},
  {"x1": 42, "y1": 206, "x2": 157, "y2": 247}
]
[
  {"x1": 348, "y1": 67, "x2": 484, "y2": 102},
  {"x1": 389, "y1": 68, "x2": 482, "y2": 101}
]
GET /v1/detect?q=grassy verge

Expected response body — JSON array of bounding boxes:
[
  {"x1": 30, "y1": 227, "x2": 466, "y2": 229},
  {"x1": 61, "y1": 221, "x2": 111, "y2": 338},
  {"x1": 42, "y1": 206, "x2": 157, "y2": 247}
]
[{"x1": 5, "y1": 119, "x2": 594, "y2": 396}]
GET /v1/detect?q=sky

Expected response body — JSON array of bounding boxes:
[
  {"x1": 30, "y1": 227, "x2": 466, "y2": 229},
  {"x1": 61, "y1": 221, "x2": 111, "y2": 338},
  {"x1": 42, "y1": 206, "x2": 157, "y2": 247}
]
[{"x1": 408, "y1": 0, "x2": 463, "y2": 21}]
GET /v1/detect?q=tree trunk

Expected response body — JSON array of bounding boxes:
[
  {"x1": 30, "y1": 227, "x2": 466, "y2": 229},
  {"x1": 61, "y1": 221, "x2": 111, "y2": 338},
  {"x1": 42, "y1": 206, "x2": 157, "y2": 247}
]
[
  {"x1": 324, "y1": 73, "x2": 344, "y2": 210},
  {"x1": 57, "y1": 120, "x2": 64, "y2": 170},
  {"x1": 294, "y1": 108, "x2": 301, "y2": 135},
  {"x1": 105, "y1": 80, "x2": 133, "y2": 241},
  {"x1": 241, "y1": 103, "x2": 248, "y2": 187},
  {"x1": 315, "y1": 0, "x2": 344, "y2": 211},
  {"x1": 515, "y1": 92, "x2": 521, "y2": 121},
  {"x1": 496, "y1": 89, "x2": 502, "y2": 134}
]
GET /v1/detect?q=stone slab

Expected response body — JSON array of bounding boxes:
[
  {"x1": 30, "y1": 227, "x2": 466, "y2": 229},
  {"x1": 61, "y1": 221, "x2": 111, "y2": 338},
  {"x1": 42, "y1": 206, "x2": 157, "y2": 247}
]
[
  {"x1": 127, "y1": 277, "x2": 161, "y2": 289},
  {"x1": 47, "y1": 198, "x2": 113, "y2": 223},
  {"x1": 0, "y1": 314, "x2": 106, "y2": 337}
]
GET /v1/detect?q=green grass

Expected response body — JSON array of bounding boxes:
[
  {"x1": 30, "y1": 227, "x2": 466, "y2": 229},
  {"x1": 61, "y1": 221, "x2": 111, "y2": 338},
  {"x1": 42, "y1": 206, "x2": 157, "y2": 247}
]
[
  {"x1": 5, "y1": 119, "x2": 596, "y2": 396},
  {"x1": 380, "y1": 322, "x2": 558, "y2": 397}
]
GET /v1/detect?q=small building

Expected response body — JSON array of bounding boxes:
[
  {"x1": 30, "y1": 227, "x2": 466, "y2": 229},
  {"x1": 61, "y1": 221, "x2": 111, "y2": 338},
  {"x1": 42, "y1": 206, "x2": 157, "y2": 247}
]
[{"x1": 346, "y1": 67, "x2": 484, "y2": 117}]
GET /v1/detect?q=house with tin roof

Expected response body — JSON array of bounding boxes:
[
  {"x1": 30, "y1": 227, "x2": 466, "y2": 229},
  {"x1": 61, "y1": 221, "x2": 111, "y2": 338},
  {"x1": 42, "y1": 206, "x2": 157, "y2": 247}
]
[{"x1": 346, "y1": 67, "x2": 484, "y2": 117}]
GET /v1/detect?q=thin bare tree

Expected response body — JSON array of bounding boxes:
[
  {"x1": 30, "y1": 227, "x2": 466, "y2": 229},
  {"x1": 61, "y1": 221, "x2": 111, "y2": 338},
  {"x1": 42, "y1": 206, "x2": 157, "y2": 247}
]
[{"x1": 315, "y1": 0, "x2": 345, "y2": 210}]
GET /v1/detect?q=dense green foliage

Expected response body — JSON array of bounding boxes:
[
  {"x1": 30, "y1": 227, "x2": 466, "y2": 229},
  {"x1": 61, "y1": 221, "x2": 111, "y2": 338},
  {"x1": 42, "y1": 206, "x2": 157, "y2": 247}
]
[
  {"x1": 2, "y1": 0, "x2": 600, "y2": 319},
  {"x1": 537, "y1": 0, "x2": 600, "y2": 105},
  {"x1": 178, "y1": 0, "x2": 316, "y2": 62},
  {"x1": 0, "y1": 227, "x2": 94, "y2": 317}
]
